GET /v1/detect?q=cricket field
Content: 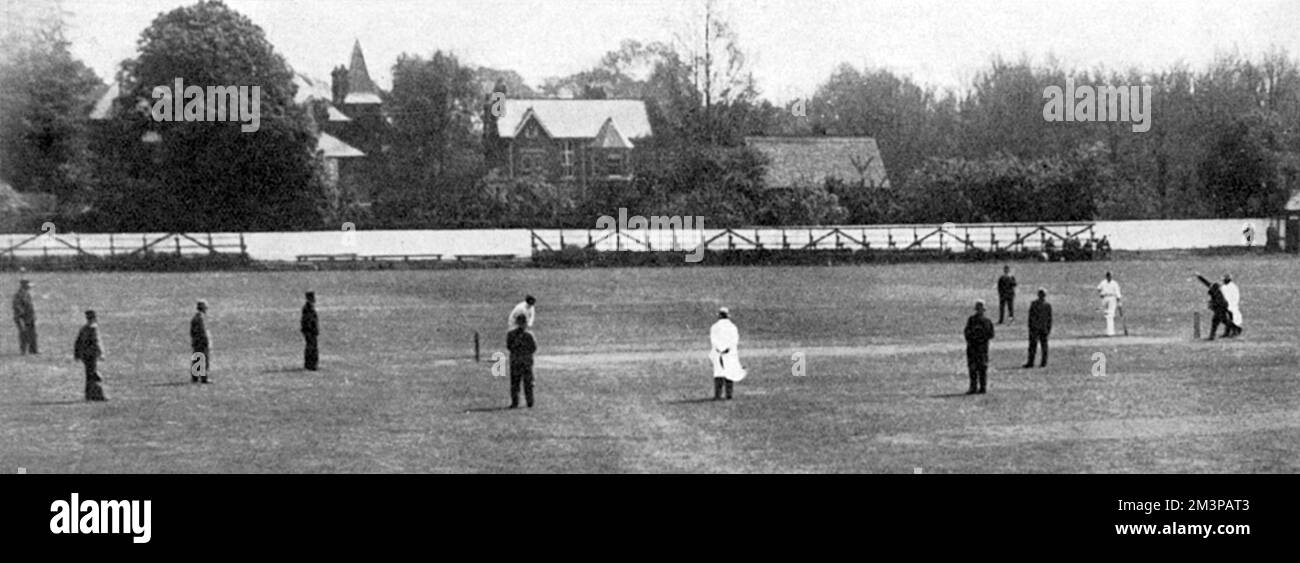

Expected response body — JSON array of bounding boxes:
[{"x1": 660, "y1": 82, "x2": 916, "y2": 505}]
[{"x1": 2, "y1": 255, "x2": 1297, "y2": 473}]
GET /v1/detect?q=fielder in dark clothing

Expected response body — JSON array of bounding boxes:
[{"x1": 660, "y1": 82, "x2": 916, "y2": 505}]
[
  {"x1": 964, "y1": 300, "x2": 995, "y2": 394},
  {"x1": 191, "y1": 301, "x2": 211, "y2": 383},
  {"x1": 301, "y1": 292, "x2": 319, "y2": 370},
  {"x1": 1024, "y1": 288, "x2": 1052, "y2": 368},
  {"x1": 1196, "y1": 274, "x2": 1229, "y2": 340},
  {"x1": 74, "y1": 310, "x2": 106, "y2": 401},
  {"x1": 997, "y1": 266, "x2": 1017, "y2": 324},
  {"x1": 506, "y1": 314, "x2": 537, "y2": 408}
]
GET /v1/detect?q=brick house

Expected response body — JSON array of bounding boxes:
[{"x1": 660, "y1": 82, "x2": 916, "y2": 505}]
[{"x1": 483, "y1": 96, "x2": 652, "y2": 189}]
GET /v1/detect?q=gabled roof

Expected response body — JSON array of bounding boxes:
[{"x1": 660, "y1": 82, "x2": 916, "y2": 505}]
[
  {"x1": 317, "y1": 132, "x2": 365, "y2": 158},
  {"x1": 344, "y1": 40, "x2": 381, "y2": 105},
  {"x1": 513, "y1": 108, "x2": 553, "y2": 138},
  {"x1": 745, "y1": 136, "x2": 890, "y2": 188},
  {"x1": 496, "y1": 99, "x2": 651, "y2": 139},
  {"x1": 592, "y1": 118, "x2": 634, "y2": 149}
]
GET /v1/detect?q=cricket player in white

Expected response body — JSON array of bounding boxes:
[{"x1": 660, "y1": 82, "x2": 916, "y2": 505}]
[
  {"x1": 1097, "y1": 272, "x2": 1122, "y2": 336},
  {"x1": 709, "y1": 307, "x2": 745, "y2": 400},
  {"x1": 1220, "y1": 274, "x2": 1243, "y2": 336},
  {"x1": 508, "y1": 295, "x2": 536, "y2": 330}
]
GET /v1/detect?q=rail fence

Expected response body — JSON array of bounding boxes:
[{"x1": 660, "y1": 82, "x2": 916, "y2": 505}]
[{"x1": 530, "y1": 222, "x2": 1099, "y2": 255}]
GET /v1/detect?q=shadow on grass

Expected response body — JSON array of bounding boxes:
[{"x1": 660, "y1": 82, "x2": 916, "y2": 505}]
[
  {"x1": 464, "y1": 406, "x2": 515, "y2": 413},
  {"x1": 261, "y1": 367, "x2": 306, "y2": 374},
  {"x1": 30, "y1": 400, "x2": 85, "y2": 406},
  {"x1": 929, "y1": 392, "x2": 974, "y2": 399},
  {"x1": 663, "y1": 397, "x2": 722, "y2": 405},
  {"x1": 145, "y1": 381, "x2": 194, "y2": 387}
]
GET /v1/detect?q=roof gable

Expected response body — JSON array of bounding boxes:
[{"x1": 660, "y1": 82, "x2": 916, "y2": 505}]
[
  {"x1": 514, "y1": 108, "x2": 554, "y2": 139},
  {"x1": 497, "y1": 99, "x2": 651, "y2": 139},
  {"x1": 745, "y1": 136, "x2": 890, "y2": 188},
  {"x1": 592, "y1": 118, "x2": 634, "y2": 149}
]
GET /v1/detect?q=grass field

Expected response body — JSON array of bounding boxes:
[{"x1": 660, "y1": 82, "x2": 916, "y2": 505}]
[{"x1": 1, "y1": 255, "x2": 1297, "y2": 473}]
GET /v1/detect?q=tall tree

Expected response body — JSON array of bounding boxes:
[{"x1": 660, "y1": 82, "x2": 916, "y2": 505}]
[
  {"x1": 0, "y1": 2, "x2": 101, "y2": 206},
  {"x1": 375, "y1": 50, "x2": 484, "y2": 227},
  {"x1": 109, "y1": 0, "x2": 325, "y2": 231}
]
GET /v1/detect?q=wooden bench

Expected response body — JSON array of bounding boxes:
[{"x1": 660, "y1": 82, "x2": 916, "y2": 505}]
[
  {"x1": 296, "y1": 253, "x2": 359, "y2": 262},
  {"x1": 454, "y1": 254, "x2": 517, "y2": 262},
  {"x1": 364, "y1": 254, "x2": 444, "y2": 262}
]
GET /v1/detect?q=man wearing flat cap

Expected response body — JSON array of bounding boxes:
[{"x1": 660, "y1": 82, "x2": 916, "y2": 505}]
[
  {"x1": 301, "y1": 291, "x2": 319, "y2": 371},
  {"x1": 964, "y1": 300, "x2": 994, "y2": 394},
  {"x1": 74, "y1": 310, "x2": 106, "y2": 401},
  {"x1": 191, "y1": 300, "x2": 211, "y2": 383},
  {"x1": 13, "y1": 279, "x2": 37, "y2": 354}
]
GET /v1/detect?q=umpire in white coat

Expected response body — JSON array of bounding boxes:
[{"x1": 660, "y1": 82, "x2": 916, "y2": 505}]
[{"x1": 709, "y1": 307, "x2": 745, "y2": 400}]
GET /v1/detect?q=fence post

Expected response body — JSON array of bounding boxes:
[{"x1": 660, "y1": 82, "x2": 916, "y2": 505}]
[
  {"x1": 239, "y1": 233, "x2": 247, "y2": 256},
  {"x1": 207, "y1": 232, "x2": 214, "y2": 254},
  {"x1": 175, "y1": 236, "x2": 182, "y2": 257},
  {"x1": 109, "y1": 233, "x2": 115, "y2": 257}
]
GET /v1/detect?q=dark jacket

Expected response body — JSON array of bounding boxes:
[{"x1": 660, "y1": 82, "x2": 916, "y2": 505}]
[
  {"x1": 301, "y1": 303, "x2": 319, "y2": 335},
  {"x1": 191, "y1": 312, "x2": 210, "y2": 351},
  {"x1": 507, "y1": 328, "x2": 537, "y2": 366},
  {"x1": 964, "y1": 313, "x2": 994, "y2": 357},
  {"x1": 1028, "y1": 299, "x2": 1053, "y2": 335},
  {"x1": 997, "y1": 274, "x2": 1017, "y2": 297},
  {"x1": 1196, "y1": 275, "x2": 1228, "y2": 312},
  {"x1": 12, "y1": 289, "x2": 34, "y2": 323},
  {"x1": 74, "y1": 323, "x2": 103, "y2": 361}
]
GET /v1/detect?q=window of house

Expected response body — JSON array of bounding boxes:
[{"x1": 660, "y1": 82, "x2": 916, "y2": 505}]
[
  {"x1": 605, "y1": 151, "x2": 625, "y2": 176},
  {"x1": 562, "y1": 142, "x2": 574, "y2": 177},
  {"x1": 519, "y1": 150, "x2": 546, "y2": 176},
  {"x1": 525, "y1": 123, "x2": 538, "y2": 138}
]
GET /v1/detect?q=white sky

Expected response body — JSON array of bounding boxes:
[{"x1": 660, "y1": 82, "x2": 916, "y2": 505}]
[{"x1": 52, "y1": 0, "x2": 1300, "y2": 102}]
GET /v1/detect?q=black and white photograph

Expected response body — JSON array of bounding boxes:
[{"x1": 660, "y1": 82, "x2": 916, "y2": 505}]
[{"x1": 0, "y1": 0, "x2": 1297, "y2": 539}]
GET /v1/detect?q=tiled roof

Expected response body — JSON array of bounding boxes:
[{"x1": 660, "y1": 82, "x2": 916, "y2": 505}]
[
  {"x1": 745, "y1": 136, "x2": 890, "y2": 188},
  {"x1": 496, "y1": 99, "x2": 651, "y2": 139}
]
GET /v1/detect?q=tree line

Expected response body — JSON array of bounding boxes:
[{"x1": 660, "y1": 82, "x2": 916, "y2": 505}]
[{"x1": 1, "y1": 0, "x2": 1297, "y2": 233}]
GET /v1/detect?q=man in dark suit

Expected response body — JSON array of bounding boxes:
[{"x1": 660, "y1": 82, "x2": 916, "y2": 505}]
[
  {"x1": 301, "y1": 292, "x2": 319, "y2": 370},
  {"x1": 1195, "y1": 274, "x2": 1230, "y2": 340},
  {"x1": 1024, "y1": 288, "x2": 1052, "y2": 368},
  {"x1": 74, "y1": 310, "x2": 106, "y2": 401},
  {"x1": 13, "y1": 279, "x2": 37, "y2": 354},
  {"x1": 506, "y1": 314, "x2": 537, "y2": 408},
  {"x1": 997, "y1": 265, "x2": 1017, "y2": 324},
  {"x1": 964, "y1": 300, "x2": 995, "y2": 394},
  {"x1": 191, "y1": 301, "x2": 211, "y2": 383}
]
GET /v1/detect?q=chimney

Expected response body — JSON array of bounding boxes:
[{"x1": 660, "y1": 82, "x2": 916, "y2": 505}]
[{"x1": 331, "y1": 65, "x2": 349, "y2": 107}]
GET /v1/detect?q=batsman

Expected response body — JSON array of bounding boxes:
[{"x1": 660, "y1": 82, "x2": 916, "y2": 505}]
[{"x1": 1097, "y1": 272, "x2": 1123, "y2": 336}]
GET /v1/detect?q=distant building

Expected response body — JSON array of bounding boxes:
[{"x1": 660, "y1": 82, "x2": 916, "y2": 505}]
[
  {"x1": 86, "y1": 41, "x2": 382, "y2": 206},
  {"x1": 744, "y1": 136, "x2": 889, "y2": 189},
  {"x1": 483, "y1": 91, "x2": 652, "y2": 189}
]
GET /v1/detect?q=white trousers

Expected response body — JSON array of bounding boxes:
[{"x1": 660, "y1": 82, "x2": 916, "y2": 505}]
[{"x1": 1102, "y1": 297, "x2": 1118, "y2": 335}]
